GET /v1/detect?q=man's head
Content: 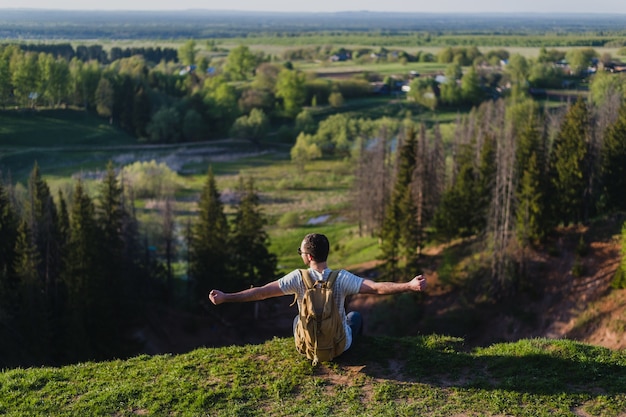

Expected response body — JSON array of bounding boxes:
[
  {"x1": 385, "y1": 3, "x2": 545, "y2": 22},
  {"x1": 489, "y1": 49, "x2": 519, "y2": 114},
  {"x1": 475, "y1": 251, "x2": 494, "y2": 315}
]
[{"x1": 300, "y1": 233, "x2": 330, "y2": 263}]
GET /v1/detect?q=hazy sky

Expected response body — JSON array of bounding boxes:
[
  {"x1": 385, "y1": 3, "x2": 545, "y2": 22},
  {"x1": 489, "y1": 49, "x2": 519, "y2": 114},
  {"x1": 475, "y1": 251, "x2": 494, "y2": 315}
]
[{"x1": 1, "y1": 0, "x2": 626, "y2": 14}]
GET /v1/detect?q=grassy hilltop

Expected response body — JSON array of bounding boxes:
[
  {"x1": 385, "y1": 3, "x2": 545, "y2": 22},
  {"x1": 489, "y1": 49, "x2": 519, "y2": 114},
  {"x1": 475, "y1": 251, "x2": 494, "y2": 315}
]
[{"x1": 1, "y1": 335, "x2": 625, "y2": 416}]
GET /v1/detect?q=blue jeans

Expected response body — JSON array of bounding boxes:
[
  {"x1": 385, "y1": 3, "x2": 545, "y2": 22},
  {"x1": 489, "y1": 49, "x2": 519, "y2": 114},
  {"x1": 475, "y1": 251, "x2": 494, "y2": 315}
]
[{"x1": 346, "y1": 311, "x2": 363, "y2": 337}]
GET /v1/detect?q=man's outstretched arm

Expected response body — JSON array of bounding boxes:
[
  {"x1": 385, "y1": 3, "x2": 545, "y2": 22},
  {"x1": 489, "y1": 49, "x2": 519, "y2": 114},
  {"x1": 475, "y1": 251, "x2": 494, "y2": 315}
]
[
  {"x1": 359, "y1": 275, "x2": 427, "y2": 295},
  {"x1": 208, "y1": 281, "x2": 284, "y2": 305}
]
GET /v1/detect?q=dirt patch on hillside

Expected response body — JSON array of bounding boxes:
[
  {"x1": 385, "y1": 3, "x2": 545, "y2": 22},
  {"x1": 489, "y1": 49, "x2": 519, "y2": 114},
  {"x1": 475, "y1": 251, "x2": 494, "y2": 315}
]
[{"x1": 351, "y1": 219, "x2": 625, "y2": 350}]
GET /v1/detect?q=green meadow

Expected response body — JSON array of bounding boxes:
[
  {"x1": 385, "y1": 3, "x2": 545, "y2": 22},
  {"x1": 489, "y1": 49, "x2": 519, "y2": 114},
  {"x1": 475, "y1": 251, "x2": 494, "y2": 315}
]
[{"x1": 1, "y1": 336, "x2": 625, "y2": 416}]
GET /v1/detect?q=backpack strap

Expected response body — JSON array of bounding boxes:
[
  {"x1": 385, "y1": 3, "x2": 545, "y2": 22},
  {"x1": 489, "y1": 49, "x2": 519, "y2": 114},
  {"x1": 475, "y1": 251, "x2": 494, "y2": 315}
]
[
  {"x1": 326, "y1": 270, "x2": 339, "y2": 288},
  {"x1": 300, "y1": 269, "x2": 316, "y2": 290},
  {"x1": 290, "y1": 269, "x2": 314, "y2": 307}
]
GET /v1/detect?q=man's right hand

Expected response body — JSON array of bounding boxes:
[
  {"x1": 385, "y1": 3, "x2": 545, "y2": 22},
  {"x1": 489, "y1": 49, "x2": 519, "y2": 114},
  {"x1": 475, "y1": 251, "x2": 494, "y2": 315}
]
[{"x1": 409, "y1": 275, "x2": 427, "y2": 292}]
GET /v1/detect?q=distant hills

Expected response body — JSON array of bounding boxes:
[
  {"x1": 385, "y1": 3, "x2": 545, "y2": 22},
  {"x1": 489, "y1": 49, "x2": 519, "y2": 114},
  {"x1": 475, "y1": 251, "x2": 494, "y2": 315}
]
[{"x1": 1, "y1": 9, "x2": 626, "y2": 40}]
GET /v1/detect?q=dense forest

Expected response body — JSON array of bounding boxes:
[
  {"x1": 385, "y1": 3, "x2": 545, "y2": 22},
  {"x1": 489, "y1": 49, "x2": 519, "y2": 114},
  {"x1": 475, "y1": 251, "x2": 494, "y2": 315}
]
[{"x1": 0, "y1": 163, "x2": 276, "y2": 366}]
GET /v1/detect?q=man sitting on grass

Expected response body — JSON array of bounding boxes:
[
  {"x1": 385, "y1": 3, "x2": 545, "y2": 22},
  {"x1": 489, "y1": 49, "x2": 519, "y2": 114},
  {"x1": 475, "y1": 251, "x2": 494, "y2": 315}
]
[{"x1": 209, "y1": 233, "x2": 427, "y2": 362}]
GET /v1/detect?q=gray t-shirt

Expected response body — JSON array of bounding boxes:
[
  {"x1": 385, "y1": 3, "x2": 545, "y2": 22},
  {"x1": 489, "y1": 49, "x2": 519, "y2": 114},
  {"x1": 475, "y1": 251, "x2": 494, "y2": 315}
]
[{"x1": 278, "y1": 268, "x2": 363, "y2": 351}]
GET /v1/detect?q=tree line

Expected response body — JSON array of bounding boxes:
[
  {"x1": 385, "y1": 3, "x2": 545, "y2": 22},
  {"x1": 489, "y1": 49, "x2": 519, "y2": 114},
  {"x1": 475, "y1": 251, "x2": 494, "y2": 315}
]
[
  {"x1": 10, "y1": 43, "x2": 179, "y2": 65},
  {"x1": 0, "y1": 164, "x2": 276, "y2": 367}
]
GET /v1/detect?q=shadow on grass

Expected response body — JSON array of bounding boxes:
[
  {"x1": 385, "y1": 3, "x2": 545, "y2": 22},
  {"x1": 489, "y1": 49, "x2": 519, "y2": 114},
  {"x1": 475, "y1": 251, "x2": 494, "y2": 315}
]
[{"x1": 338, "y1": 335, "x2": 626, "y2": 396}]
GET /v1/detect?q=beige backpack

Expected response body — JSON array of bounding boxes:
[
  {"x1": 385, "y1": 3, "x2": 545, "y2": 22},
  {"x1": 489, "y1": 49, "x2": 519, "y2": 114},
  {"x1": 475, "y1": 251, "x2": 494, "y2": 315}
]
[{"x1": 294, "y1": 269, "x2": 346, "y2": 365}]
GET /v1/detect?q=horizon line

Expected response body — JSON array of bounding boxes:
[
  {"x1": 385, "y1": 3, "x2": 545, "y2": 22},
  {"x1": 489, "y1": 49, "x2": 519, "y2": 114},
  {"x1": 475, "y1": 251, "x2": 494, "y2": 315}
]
[{"x1": 1, "y1": 8, "x2": 626, "y2": 15}]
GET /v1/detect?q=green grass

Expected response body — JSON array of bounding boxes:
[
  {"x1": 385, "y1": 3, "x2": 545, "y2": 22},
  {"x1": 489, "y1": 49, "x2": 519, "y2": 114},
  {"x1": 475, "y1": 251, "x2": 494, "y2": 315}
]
[
  {"x1": 1, "y1": 335, "x2": 624, "y2": 416},
  {"x1": 0, "y1": 109, "x2": 136, "y2": 147},
  {"x1": 0, "y1": 109, "x2": 138, "y2": 182},
  {"x1": 297, "y1": 61, "x2": 448, "y2": 77}
]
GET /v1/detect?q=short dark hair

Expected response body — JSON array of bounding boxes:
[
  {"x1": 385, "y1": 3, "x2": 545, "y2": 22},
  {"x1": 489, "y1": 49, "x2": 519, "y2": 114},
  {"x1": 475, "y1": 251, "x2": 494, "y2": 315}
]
[{"x1": 302, "y1": 233, "x2": 329, "y2": 262}]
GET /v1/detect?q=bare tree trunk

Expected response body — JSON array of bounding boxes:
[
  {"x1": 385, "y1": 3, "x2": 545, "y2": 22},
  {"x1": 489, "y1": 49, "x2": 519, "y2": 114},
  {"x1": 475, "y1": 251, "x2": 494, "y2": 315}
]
[
  {"x1": 489, "y1": 119, "x2": 517, "y2": 297},
  {"x1": 352, "y1": 125, "x2": 395, "y2": 236},
  {"x1": 428, "y1": 122, "x2": 446, "y2": 213}
]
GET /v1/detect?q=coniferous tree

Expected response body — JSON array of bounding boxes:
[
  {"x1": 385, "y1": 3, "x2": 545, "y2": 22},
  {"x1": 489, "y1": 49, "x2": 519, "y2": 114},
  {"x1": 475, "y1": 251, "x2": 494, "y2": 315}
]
[
  {"x1": 434, "y1": 141, "x2": 479, "y2": 239},
  {"x1": 62, "y1": 180, "x2": 99, "y2": 360},
  {"x1": 56, "y1": 190, "x2": 70, "y2": 255},
  {"x1": 24, "y1": 163, "x2": 61, "y2": 299},
  {"x1": 601, "y1": 102, "x2": 626, "y2": 212},
  {"x1": 97, "y1": 163, "x2": 124, "y2": 278},
  {"x1": 516, "y1": 153, "x2": 544, "y2": 246},
  {"x1": 515, "y1": 116, "x2": 546, "y2": 245},
  {"x1": 13, "y1": 220, "x2": 49, "y2": 363},
  {"x1": 380, "y1": 126, "x2": 420, "y2": 280},
  {"x1": 190, "y1": 168, "x2": 229, "y2": 302},
  {"x1": 548, "y1": 98, "x2": 590, "y2": 225},
  {"x1": 0, "y1": 179, "x2": 19, "y2": 325},
  {"x1": 48, "y1": 189, "x2": 71, "y2": 362},
  {"x1": 95, "y1": 162, "x2": 128, "y2": 351},
  {"x1": 23, "y1": 163, "x2": 63, "y2": 359},
  {"x1": 229, "y1": 177, "x2": 277, "y2": 291}
]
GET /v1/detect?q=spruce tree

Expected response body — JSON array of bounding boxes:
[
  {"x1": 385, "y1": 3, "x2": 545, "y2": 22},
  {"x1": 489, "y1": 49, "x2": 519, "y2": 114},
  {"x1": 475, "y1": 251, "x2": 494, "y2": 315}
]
[
  {"x1": 380, "y1": 126, "x2": 420, "y2": 280},
  {"x1": 549, "y1": 98, "x2": 590, "y2": 225},
  {"x1": 515, "y1": 117, "x2": 546, "y2": 245},
  {"x1": 56, "y1": 190, "x2": 70, "y2": 261},
  {"x1": 13, "y1": 220, "x2": 49, "y2": 363},
  {"x1": 62, "y1": 180, "x2": 99, "y2": 360},
  {"x1": 190, "y1": 167, "x2": 229, "y2": 301},
  {"x1": 24, "y1": 163, "x2": 61, "y2": 298},
  {"x1": 601, "y1": 102, "x2": 626, "y2": 212},
  {"x1": 516, "y1": 153, "x2": 544, "y2": 245},
  {"x1": 95, "y1": 162, "x2": 128, "y2": 352},
  {"x1": 96, "y1": 162, "x2": 124, "y2": 296},
  {"x1": 0, "y1": 179, "x2": 19, "y2": 323},
  {"x1": 229, "y1": 177, "x2": 277, "y2": 291},
  {"x1": 434, "y1": 141, "x2": 480, "y2": 239}
]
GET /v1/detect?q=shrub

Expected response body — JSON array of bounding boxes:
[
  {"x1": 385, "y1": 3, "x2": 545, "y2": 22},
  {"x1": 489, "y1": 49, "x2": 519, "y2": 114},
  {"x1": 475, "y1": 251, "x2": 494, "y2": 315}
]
[
  {"x1": 277, "y1": 211, "x2": 300, "y2": 228},
  {"x1": 121, "y1": 160, "x2": 180, "y2": 198},
  {"x1": 290, "y1": 132, "x2": 322, "y2": 162},
  {"x1": 328, "y1": 91, "x2": 344, "y2": 108}
]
